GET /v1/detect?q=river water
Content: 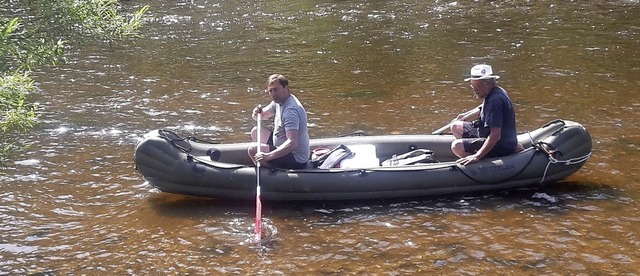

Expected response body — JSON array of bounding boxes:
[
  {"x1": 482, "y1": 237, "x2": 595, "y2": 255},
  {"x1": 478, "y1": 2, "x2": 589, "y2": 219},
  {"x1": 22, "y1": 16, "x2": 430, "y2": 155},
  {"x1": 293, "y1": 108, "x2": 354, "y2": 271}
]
[{"x1": 1, "y1": 0, "x2": 639, "y2": 274}]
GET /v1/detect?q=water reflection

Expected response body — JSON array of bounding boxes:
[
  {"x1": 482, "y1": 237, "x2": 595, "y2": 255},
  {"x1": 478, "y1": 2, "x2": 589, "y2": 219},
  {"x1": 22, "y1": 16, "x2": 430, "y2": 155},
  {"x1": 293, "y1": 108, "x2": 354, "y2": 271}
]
[{"x1": 1, "y1": 0, "x2": 639, "y2": 274}]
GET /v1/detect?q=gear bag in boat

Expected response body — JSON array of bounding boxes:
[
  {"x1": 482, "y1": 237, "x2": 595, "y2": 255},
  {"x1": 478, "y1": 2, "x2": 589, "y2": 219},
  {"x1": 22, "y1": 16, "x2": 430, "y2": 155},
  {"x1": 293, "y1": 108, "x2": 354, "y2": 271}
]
[
  {"x1": 381, "y1": 149, "x2": 436, "y2": 166},
  {"x1": 311, "y1": 145, "x2": 354, "y2": 169}
]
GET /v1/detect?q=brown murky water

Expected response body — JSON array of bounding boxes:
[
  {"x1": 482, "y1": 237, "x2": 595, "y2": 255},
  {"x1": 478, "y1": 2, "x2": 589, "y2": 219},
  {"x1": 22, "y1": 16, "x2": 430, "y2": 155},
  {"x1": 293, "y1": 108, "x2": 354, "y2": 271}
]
[{"x1": 2, "y1": 0, "x2": 639, "y2": 274}]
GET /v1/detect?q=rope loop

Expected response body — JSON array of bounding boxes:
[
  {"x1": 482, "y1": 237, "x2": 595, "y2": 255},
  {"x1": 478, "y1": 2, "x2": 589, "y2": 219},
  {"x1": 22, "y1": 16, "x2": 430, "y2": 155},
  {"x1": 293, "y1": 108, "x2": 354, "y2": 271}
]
[{"x1": 536, "y1": 141, "x2": 591, "y2": 183}]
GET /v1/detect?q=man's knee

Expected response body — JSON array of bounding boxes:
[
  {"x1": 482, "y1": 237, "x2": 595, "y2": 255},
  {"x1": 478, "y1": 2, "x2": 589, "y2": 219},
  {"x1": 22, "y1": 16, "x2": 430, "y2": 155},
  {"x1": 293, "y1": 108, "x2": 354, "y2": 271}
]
[
  {"x1": 451, "y1": 121, "x2": 464, "y2": 138},
  {"x1": 247, "y1": 145, "x2": 257, "y2": 155},
  {"x1": 451, "y1": 139, "x2": 463, "y2": 150},
  {"x1": 250, "y1": 126, "x2": 258, "y2": 141},
  {"x1": 451, "y1": 139, "x2": 467, "y2": 158}
]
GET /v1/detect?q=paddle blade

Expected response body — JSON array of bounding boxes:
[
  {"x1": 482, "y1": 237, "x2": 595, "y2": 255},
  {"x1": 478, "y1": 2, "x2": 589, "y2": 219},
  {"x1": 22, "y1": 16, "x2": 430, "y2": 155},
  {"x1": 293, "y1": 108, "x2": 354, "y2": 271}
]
[{"x1": 255, "y1": 186, "x2": 262, "y2": 240}]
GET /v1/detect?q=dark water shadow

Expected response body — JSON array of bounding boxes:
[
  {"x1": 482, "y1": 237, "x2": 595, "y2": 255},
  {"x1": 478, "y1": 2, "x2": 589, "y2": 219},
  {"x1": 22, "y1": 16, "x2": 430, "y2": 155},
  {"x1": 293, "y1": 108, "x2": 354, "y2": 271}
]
[
  {"x1": 269, "y1": 181, "x2": 620, "y2": 219},
  {"x1": 144, "y1": 181, "x2": 619, "y2": 250},
  {"x1": 144, "y1": 193, "x2": 254, "y2": 219},
  {"x1": 145, "y1": 180, "x2": 617, "y2": 219}
]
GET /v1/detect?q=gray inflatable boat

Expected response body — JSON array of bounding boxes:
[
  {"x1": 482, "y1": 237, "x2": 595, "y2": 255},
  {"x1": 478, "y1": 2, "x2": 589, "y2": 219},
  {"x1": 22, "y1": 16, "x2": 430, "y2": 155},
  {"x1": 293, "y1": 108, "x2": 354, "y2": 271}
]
[{"x1": 134, "y1": 119, "x2": 592, "y2": 201}]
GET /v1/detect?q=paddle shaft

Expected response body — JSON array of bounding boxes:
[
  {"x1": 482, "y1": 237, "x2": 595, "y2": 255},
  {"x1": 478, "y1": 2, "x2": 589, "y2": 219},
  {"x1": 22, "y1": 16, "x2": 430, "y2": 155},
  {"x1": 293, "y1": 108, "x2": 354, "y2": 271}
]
[
  {"x1": 431, "y1": 105, "x2": 481, "y2": 135},
  {"x1": 255, "y1": 109, "x2": 262, "y2": 241}
]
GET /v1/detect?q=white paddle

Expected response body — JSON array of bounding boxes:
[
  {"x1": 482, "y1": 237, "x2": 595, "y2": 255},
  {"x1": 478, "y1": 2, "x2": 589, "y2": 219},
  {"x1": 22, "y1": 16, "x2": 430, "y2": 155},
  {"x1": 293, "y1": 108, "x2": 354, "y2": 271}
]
[
  {"x1": 254, "y1": 106, "x2": 263, "y2": 241},
  {"x1": 432, "y1": 105, "x2": 482, "y2": 135}
]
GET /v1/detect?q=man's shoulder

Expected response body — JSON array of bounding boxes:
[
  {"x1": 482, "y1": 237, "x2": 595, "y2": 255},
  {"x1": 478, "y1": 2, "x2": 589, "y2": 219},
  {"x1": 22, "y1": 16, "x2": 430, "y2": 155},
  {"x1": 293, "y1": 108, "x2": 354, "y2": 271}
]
[
  {"x1": 288, "y1": 94, "x2": 305, "y2": 106},
  {"x1": 489, "y1": 86, "x2": 511, "y2": 101},
  {"x1": 492, "y1": 86, "x2": 508, "y2": 94},
  {"x1": 282, "y1": 100, "x2": 304, "y2": 117},
  {"x1": 283, "y1": 95, "x2": 305, "y2": 111}
]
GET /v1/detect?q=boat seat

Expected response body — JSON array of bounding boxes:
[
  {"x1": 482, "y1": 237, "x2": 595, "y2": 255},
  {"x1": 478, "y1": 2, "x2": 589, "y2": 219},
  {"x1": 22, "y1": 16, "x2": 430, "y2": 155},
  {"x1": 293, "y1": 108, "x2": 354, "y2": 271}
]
[{"x1": 340, "y1": 144, "x2": 379, "y2": 168}]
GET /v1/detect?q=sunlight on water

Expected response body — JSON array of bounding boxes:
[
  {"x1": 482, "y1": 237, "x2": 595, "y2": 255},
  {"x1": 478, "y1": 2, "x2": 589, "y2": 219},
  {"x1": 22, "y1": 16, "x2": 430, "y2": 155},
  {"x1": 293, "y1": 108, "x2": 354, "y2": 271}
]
[
  {"x1": 1, "y1": 0, "x2": 639, "y2": 274},
  {"x1": 13, "y1": 159, "x2": 41, "y2": 166}
]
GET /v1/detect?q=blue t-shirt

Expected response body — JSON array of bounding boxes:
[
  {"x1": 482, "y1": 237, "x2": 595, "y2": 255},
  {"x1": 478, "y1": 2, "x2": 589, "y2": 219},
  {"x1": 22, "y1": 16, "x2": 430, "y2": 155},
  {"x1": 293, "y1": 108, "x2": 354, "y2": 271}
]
[{"x1": 478, "y1": 86, "x2": 517, "y2": 156}]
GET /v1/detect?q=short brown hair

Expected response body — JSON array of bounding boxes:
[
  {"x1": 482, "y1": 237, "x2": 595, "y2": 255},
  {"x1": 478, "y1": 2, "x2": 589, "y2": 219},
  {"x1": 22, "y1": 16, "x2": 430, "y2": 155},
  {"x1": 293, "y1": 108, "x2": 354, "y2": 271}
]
[{"x1": 268, "y1": 74, "x2": 289, "y2": 88}]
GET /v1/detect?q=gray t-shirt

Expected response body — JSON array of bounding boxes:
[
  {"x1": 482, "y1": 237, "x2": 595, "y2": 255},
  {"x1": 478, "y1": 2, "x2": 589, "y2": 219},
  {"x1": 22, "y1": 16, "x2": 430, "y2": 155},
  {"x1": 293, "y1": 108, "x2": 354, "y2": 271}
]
[{"x1": 265, "y1": 94, "x2": 310, "y2": 163}]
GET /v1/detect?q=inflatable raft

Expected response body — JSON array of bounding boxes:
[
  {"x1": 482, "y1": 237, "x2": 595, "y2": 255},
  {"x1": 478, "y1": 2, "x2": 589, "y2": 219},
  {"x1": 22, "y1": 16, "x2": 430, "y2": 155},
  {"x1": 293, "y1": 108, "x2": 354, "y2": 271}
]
[{"x1": 134, "y1": 119, "x2": 592, "y2": 201}]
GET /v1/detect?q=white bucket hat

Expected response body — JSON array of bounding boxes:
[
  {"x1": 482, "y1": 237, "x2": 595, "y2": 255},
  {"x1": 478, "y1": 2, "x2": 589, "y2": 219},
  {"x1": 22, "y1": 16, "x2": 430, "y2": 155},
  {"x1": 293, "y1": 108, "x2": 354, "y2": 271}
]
[{"x1": 464, "y1": 64, "x2": 500, "y2": 81}]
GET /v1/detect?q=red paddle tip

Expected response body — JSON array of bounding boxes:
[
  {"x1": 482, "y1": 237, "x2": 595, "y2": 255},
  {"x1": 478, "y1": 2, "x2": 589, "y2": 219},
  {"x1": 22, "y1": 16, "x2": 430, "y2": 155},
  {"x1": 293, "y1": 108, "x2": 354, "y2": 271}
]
[{"x1": 255, "y1": 196, "x2": 262, "y2": 240}]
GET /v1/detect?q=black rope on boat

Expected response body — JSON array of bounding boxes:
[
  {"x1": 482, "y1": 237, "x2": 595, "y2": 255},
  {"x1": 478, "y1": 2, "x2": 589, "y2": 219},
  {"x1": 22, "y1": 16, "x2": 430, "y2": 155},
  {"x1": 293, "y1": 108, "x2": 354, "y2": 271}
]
[
  {"x1": 456, "y1": 131, "x2": 562, "y2": 185},
  {"x1": 541, "y1": 119, "x2": 566, "y2": 129},
  {"x1": 157, "y1": 129, "x2": 193, "y2": 154},
  {"x1": 185, "y1": 135, "x2": 220, "y2": 144},
  {"x1": 157, "y1": 129, "x2": 224, "y2": 157},
  {"x1": 455, "y1": 148, "x2": 538, "y2": 185},
  {"x1": 534, "y1": 141, "x2": 563, "y2": 159}
]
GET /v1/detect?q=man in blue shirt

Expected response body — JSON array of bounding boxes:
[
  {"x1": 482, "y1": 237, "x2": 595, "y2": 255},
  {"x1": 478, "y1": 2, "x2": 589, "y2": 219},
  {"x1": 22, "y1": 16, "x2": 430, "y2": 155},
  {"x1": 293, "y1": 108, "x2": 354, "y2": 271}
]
[{"x1": 451, "y1": 64, "x2": 518, "y2": 166}]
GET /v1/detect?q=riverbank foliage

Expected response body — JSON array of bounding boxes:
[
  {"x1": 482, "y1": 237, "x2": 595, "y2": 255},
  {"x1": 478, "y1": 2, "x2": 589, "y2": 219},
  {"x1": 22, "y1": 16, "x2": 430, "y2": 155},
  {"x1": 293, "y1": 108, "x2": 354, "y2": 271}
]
[{"x1": 1, "y1": 0, "x2": 148, "y2": 166}]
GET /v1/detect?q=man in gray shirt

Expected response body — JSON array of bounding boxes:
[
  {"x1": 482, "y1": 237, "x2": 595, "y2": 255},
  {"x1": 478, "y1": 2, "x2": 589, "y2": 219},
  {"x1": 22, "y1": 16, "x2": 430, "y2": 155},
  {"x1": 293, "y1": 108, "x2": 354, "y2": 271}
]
[{"x1": 248, "y1": 74, "x2": 309, "y2": 169}]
